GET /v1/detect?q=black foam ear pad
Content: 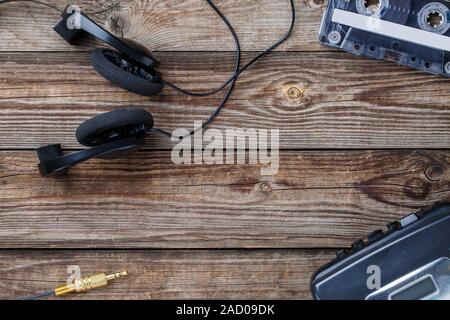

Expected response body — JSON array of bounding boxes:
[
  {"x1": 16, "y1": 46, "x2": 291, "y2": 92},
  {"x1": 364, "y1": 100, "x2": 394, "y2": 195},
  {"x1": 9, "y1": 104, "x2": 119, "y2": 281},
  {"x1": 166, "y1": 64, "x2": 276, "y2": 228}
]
[
  {"x1": 76, "y1": 108, "x2": 154, "y2": 147},
  {"x1": 91, "y1": 48, "x2": 164, "y2": 96}
]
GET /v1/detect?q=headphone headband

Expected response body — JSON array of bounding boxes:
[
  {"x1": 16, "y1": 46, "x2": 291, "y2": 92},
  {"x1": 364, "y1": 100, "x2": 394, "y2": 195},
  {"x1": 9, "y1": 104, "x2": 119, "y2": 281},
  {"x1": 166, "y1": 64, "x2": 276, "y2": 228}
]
[
  {"x1": 37, "y1": 137, "x2": 144, "y2": 176},
  {"x1": 54, "y1": 5, "x2": 159, "y2": 68}
]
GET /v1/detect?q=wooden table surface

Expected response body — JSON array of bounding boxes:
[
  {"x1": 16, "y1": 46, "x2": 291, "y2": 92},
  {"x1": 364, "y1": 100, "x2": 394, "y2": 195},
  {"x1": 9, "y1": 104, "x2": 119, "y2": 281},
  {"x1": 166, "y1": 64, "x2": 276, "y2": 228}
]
[{"x1": 0, "y1": 0, "x2": 449, "y2": 300}]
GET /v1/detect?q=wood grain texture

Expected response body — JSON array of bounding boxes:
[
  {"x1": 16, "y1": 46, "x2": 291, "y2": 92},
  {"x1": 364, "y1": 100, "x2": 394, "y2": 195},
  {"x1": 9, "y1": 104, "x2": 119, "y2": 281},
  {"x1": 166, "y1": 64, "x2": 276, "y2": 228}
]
[
  {"x1": 1, "y1": 249, "x2": 332, "y2": 299},
  {"x1": 0, "y1": 0, "x2": 324, "y2": 52},
  {"x1": 1, "y1": 52, "x2": 450, "y2": 149},
  {"x1": 1, "y1": 0, "x2": 450, "y2": 301},
  {"x1": 1, "y1": 150, "x2": 448, "y2": 249}
]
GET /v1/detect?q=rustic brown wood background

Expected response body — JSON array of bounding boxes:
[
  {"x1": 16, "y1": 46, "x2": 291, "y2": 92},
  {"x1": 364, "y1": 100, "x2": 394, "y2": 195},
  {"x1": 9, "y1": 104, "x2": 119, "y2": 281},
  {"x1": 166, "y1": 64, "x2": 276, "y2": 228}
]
[{"x1": 0, "y1": 0, "x2": 449, "y2": 300}]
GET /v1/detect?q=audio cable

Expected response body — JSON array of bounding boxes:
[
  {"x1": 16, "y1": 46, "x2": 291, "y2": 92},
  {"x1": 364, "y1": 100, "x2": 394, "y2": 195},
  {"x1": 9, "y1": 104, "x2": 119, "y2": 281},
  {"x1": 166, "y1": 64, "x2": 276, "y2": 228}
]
[
  {"x1": 0, "y1": 0, "x2": 62, "y2": 13},
  {"x1": 156, "y1": 0, "x2": 296, "y2": 137},
  {"x1": 18, "y1": 270, "x2": 128, "y2": 300},
  {"x1": 163, "y1": 0, "x2": 296, "y2": 97},
  {"x1": 17, "y1": 289, "x2": 56, "y2": 300},
  {"x1": 153, "y1": 0, "x2": 242, "y2": 138}
]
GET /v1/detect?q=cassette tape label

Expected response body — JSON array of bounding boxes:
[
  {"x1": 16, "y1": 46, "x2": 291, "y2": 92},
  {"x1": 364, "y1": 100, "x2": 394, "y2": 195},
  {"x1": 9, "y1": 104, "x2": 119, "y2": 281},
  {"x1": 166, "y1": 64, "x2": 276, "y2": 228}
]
[{"x1": 319, "y1": 0, "x2": 450, "y2": 77}]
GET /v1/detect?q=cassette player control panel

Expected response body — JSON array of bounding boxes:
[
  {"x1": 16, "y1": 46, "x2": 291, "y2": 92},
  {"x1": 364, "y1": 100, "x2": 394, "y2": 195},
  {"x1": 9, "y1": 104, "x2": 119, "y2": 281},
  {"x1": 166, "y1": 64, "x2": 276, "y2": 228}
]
[
  {"x1": 310, "y1": 202, "x2": 450, "y2": 300},
  {"x1": 319, "y1": 0, "x2": 450, "y2": 77}
]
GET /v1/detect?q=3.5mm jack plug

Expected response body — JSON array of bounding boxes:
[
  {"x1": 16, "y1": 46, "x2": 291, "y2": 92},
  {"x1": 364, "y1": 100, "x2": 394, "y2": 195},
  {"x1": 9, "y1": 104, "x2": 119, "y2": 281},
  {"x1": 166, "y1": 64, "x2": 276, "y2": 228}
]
[{"x1": 55, "y1": 270, "x2": 128, "y2": 296}]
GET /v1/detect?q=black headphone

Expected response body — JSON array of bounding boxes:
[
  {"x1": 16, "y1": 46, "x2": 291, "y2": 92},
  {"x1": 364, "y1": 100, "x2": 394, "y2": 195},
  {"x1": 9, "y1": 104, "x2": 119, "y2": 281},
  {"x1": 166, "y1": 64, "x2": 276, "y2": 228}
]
[
  {"x1": 35, "y1": 4, "x2": 166, "y2": 176},
  {"x1": 0, "y1": 1, "x2": 296, "y2": 177},
  {"x1": 54, "y1": 5, "x2": 164, "y2": 96},
  {"x1": 37, "y1": 108, "x2": 154, "y2": 176}
]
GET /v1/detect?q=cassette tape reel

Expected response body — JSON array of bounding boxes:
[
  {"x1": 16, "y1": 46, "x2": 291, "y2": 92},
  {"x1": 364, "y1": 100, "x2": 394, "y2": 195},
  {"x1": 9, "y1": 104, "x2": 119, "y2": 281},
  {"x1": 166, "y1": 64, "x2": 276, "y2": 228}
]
[{"x1": 319, "y1": 0, "x2": 450, "y2": 77}]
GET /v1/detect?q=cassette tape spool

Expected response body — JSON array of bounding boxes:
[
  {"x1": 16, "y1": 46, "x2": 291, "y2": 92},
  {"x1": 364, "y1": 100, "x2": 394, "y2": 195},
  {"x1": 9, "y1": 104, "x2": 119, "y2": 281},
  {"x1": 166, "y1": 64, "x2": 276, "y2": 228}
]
[{"x1": 319, "y1": 0, "x2": 450, "y2": 77}]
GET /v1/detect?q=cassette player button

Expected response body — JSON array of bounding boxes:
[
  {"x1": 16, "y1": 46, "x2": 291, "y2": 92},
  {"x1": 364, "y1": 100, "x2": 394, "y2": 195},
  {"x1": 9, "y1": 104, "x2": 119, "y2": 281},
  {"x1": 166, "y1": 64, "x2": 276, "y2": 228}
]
[
  {"x1": 367, "y1": 230, "x2": 384, "y2": 243},
  {"x1": 351, "y1": 239, "x2": 365, "y2": 250},
  {"x1": 400, "y1": 214, "x2": 418, "y2": 227},
  {"x1": 336, "y1": 249, "x2": 349, "y2": 260},
  {"x1": 387, "y1": 221, "x2": 402, "y2": 232}
]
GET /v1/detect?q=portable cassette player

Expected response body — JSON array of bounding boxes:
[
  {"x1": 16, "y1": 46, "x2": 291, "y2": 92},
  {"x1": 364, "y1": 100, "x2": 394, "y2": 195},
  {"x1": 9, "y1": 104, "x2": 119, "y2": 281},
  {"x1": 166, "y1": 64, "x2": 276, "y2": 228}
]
[
  {"x1": 310, "y1": 203, "x2": 450, "y2": 300},
  {"x1": 319, "y1": 0, "x2": 450, "y2": 77}
]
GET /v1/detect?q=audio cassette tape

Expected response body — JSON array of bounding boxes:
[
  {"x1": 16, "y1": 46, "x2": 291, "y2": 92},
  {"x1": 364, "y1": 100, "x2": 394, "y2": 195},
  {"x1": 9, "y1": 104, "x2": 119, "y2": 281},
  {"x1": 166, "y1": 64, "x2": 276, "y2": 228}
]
[{"x1": 319, "y1": 0, "x2": 450, "y2": 77}]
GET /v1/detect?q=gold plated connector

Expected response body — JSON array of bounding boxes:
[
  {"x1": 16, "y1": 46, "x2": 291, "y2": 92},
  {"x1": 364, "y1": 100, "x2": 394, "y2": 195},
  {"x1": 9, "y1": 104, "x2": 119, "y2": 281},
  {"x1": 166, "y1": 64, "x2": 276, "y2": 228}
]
[{"x1": 55, "y1": 270, "x2": 128, "y2": 296}]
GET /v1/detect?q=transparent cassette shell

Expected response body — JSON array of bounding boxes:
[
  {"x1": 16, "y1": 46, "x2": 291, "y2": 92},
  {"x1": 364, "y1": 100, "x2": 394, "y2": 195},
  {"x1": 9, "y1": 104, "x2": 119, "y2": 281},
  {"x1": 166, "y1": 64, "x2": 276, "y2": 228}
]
[{"x1": 319, "y1": 0, "x2": 450, "y2": 77}]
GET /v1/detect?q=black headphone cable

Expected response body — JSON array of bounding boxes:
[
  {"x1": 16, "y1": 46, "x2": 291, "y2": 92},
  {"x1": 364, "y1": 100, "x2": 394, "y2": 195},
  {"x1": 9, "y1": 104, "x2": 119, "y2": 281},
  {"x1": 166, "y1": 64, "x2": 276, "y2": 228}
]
[
  {"x1": 154, "y1": 0, "x2": 296, "y2": 137},
  {"x1": 17, "y1": 290, "x2": 55, "y2": 300},
  {"x1": 0, "y1": 0, "x2": 62, "y2": 13},
  {"x1": 161, "y1": 0, "x2": 296, "y2": 97},
  {"x1": 153, "y1": 0, "x2": 242, "y2": 138}
]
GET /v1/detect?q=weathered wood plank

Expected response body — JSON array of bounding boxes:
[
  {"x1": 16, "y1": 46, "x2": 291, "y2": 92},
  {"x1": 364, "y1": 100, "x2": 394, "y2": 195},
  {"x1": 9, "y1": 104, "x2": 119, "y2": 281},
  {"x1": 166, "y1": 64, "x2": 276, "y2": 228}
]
[
  {"x1": 0, "y1": 0, "x2": 325, "y2": 52},
  {"x1": 1, "y1": 249, "x2": 332, "y2": 299},
  {"x1": 0, "y1": 150, "x2": 448, "y2": 249},
  {"x1": 1, "y1": 52, "x2": 449, "y2": 149}
]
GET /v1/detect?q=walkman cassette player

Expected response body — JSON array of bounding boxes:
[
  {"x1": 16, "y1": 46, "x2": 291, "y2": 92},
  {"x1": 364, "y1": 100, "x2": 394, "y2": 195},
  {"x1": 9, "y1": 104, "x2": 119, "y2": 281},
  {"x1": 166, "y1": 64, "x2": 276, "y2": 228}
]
[
  {"x1": 310, "y1": 203, "x2": 450, "y2": 300},
  {"x1": 319, "y1": 0, "x2": 450, "y2": 77}
]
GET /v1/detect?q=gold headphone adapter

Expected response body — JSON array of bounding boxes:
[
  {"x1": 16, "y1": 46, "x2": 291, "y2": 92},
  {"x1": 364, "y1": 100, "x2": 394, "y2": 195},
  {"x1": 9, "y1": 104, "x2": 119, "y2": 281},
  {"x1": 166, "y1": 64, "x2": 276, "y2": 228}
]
[{"x1": 55, "y1": 270, "x2": 128, "y2": 296}]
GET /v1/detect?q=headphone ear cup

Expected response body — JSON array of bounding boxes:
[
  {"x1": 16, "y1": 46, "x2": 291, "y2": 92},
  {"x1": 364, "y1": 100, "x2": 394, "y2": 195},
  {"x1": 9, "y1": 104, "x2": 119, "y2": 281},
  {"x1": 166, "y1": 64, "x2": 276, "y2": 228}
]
[
  {"x1": 91, "y1": 48, "x2": 164, "y2": 96},
  {"x1": 76, "y1": 108, "x2": 154, "y2": 147}
]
